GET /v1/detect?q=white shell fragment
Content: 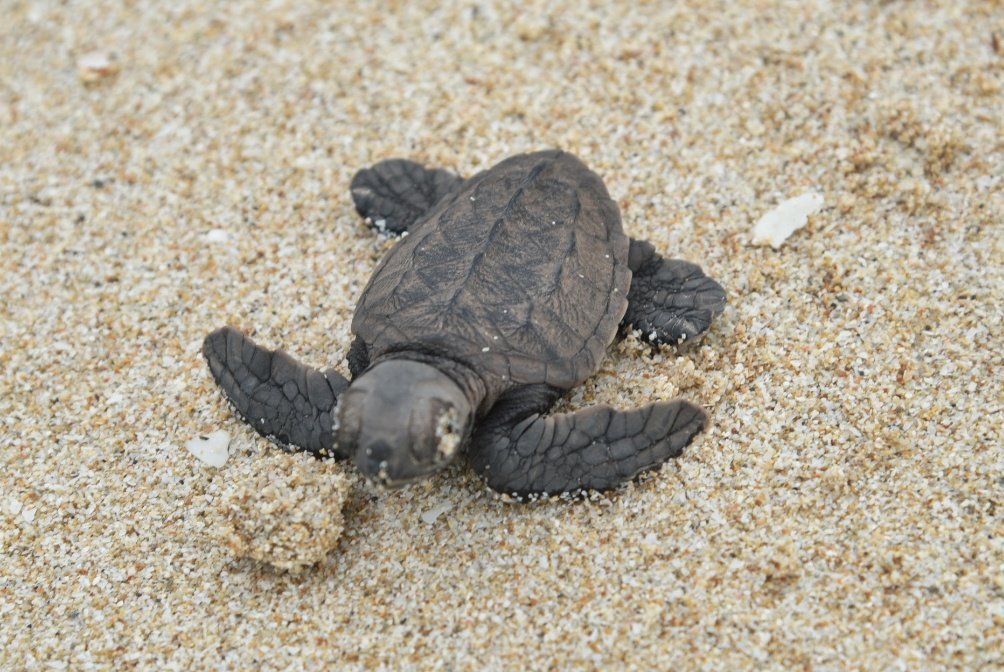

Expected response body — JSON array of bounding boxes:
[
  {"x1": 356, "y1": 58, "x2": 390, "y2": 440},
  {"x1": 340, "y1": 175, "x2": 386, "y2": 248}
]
[
  {"x1": 420, "y1": 502, "x2": 454, "y2": 525},
  {"x1": 205, "y1": 228, "x2": 232, "y2": 243},
  {"x1": 186, "y1": 430, "x2": 231, "y2": 468},
  {"x1": 751, "y1": 192, "x2": 824, "y2": 249},
  {"x1": 77, "y1": 51, "x2": 118, "y2": 82}
]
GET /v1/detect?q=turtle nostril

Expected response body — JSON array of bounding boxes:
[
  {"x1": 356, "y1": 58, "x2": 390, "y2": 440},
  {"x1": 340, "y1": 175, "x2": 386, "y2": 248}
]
[
  {"x1": 368, "y1": 440, "x2": 392, "y2": 460},
  {"x1": 362, "y1": 440, "x2": 394, "y2": 473}
]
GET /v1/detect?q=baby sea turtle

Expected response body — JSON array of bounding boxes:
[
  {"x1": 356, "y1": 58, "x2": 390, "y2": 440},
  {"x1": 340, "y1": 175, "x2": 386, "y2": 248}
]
[{"x1": 203, "y1": 150, "x2": 726, "y2": 499}]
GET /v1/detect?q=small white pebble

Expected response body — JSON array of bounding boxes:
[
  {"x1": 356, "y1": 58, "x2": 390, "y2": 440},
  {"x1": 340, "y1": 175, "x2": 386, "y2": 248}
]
[
  {"x1": 77, "y1": 51, "x2": 117, "y2": 82},
  {"x1": 751, "y1": 192, "x2": 824, "y2": 249},
  {"x1": 186, "y1": 430, "x2": 231, "y2": 468},
  {"x1": 205, "y1": 229, "x2": 232, "y2": 243},
  {"x1": 6, "y1": 498, "x2": 24, "y2": 516},
  {"x1": 482, "y1": 346, "x2": 490, "y2": 352},
  {"x1": 22, "y1": 508, "x2": 36, "y2": 523},
  {"x1": 420, "y1": 502, "x2": 454, "y2": 525}
]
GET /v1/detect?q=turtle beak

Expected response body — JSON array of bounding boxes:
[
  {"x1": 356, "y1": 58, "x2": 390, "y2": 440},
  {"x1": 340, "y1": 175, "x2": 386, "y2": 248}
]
[
  {"x1": 359, "y1": 439, "x2": 394, "y2": 485},
  {"x1": 358, "y1": 440, "x2": 416, "y2": 489}
]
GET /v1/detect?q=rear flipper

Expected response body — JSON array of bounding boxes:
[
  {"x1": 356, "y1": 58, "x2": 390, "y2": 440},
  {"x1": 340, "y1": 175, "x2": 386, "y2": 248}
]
[
  {"x1": 350, "y1": 159, "x2": 464, "y2": 235},
  {"x1": 624, "y1": 239, "x2": 727, "y2": 345},
  {"x1": 202, "y1": 326, "x2": 349, "y2": 457},
  {"x1": 470, "y1": 385, "x2": 707, "y2": 499}
]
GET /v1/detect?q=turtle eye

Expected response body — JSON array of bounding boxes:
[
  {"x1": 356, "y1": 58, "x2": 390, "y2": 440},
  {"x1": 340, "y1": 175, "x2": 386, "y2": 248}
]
[
  {"x1": 335, "y1": 394, "x2": 358, "y2": 444},
  {"x1": 434, "y1": 406, "x2": 463, "y2": 460}
]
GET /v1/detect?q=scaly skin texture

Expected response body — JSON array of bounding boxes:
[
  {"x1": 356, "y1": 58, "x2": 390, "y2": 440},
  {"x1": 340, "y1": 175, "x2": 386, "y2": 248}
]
[
  {"x1": 350, "y1": 158, "x2": 464, "y2": 235},
  {"x1": 469, "y1": 385, "x2": 707, "y2": 499},
  {"x1": 204, "y1": 149, "x2": 727, "y2": 498},
  {"x1": 203, "y1": 326, "x2": 348, "y2": 457},
  {"x1": 624, "y1": 239, "x2": 728, "y2": 345}
]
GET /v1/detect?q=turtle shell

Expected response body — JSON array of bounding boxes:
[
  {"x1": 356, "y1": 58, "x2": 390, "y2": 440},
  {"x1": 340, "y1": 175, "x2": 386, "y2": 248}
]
[{"x1": 351, "y1": 150, "x2": 631, "y2": 390}]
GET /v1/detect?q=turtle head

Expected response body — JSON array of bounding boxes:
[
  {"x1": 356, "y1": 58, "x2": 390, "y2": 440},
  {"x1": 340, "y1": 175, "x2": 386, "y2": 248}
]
[{"x1": 336, "y1": 360, "x2": 473, "y2": 488}]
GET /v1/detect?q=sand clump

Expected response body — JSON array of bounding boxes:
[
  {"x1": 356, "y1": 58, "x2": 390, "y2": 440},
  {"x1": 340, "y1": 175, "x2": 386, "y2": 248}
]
[{"x1": 208, "y1": 449, "x2": 352, "y2": 571}]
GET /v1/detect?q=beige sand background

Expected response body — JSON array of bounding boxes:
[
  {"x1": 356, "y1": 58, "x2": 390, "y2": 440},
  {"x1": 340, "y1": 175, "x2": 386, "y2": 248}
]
[{"x1": 2, "y1": 0, "x2": 1002, "y2": 669}]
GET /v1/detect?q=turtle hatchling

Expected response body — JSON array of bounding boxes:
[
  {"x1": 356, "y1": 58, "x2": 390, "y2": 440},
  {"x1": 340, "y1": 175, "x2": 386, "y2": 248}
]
[{"x1": 203, "y1": 150, "x2": 726, "y2": 499}]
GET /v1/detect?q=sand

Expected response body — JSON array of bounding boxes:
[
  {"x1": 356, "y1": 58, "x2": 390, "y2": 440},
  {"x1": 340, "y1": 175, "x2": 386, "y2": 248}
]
[{"x1": 1, "y1": 0, "x2": 1001, "y2": 669}]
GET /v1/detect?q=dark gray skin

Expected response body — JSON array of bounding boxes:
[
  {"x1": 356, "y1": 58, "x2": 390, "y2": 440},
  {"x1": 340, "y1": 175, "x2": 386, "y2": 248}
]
[{"x1": 203, "y1": 150, "x2": 726, "y2": 499}]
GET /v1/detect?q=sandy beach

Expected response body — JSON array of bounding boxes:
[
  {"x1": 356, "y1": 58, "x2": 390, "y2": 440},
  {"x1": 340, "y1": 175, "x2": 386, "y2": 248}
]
[{"x1": 2, "y1": 0, "x2": 1001, "y2": 669}]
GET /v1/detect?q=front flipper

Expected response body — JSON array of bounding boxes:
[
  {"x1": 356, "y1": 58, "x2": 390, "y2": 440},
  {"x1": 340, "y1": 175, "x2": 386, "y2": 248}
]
[
  {"x1": 350, "y1": 159, "x2": 464, "y2": 235},
  {"x1": 470, "y1": 385, "x2": 707, "y2": 499},
  {"x1": 624, "y1": 239, "x2": 727, "y2": 345},
  {"x1": 202, "y1": 326, "x2": 349, "y2": 457}
]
